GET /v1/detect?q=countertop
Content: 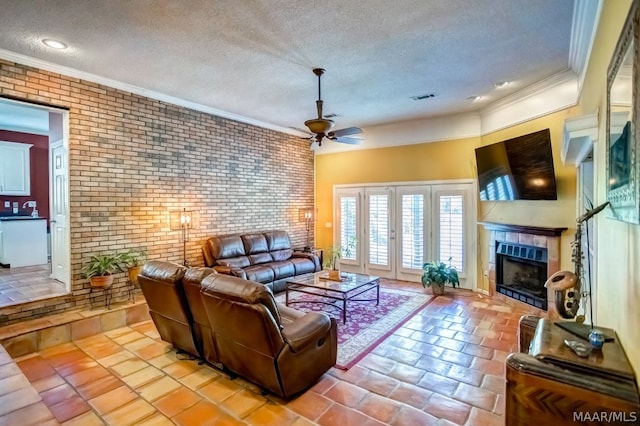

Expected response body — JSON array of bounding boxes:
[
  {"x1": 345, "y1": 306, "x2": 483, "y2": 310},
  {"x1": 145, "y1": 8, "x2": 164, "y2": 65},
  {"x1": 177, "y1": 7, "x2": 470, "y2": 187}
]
[{"x1": 0, "y1": 216, "x2": 46, "y2": 221}]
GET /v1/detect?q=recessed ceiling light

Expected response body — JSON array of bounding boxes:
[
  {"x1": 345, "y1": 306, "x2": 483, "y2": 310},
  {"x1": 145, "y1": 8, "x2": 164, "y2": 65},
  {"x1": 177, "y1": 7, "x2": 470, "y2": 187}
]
[
  {"x1": 467, "y1": 95, "x2": 482, "y2": 102},
  {"x1": 494, "y1": 81, "x2": 511, "y2": 89},
  {"x1": 42, "y1": 39, "x2": 68, "y2": 49}
]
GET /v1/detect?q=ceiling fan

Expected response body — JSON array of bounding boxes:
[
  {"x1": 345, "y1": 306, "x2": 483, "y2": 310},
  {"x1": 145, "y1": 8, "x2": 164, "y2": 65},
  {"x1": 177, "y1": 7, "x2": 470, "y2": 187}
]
[{"x1": 304, "y1": 68, "x2": 362, "y2": 147}]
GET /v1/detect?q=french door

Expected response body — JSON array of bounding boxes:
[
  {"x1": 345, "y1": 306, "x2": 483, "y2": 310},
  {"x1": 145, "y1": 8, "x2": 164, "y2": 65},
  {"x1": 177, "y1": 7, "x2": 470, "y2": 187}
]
[{"x1": 335, "y1": 181, "x2": 475, "y2": 289}]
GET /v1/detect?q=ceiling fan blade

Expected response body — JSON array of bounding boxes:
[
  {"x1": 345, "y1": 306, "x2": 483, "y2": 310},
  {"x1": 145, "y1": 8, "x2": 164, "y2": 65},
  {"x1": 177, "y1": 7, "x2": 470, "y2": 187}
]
[
  {"x1": 329, "y1": 126, "x2": 362, "y2": 137},
  {"x1": 333, "y1": 136, "x2": 361, "y2": 145}
]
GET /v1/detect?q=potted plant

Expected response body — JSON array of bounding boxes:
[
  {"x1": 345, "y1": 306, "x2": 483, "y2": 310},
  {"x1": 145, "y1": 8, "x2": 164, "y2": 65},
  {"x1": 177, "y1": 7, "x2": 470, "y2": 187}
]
[
  {"x1": 323, "y1": 238, "x2": 356, "y2": 280},
  {"x1": 421, "y1": 258, "x2": 459, "y2": 296},
  {"x1": 81, "y1": 254, "x2": 122, "y2": 288},
  {"x1": 117, "y1": 249, "x2": 147, "y2": 285}
]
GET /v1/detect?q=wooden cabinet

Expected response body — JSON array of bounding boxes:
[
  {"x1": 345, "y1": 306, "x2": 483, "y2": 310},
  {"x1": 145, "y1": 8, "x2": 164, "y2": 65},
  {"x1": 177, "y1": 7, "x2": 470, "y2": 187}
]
[
  {"x1": 0, "y1": 141, "x2": 32, "y2": 196},
  {"x1": 506, "y1": 317, "x2": 640, "y2": 425}
]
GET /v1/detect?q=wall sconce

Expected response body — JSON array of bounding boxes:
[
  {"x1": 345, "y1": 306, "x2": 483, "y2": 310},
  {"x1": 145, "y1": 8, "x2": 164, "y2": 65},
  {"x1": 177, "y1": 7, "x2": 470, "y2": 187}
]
[
  {"x1": 169, "y1": 208, "x2": 193, "y2": 266},
  {"x1": 299, "y1": 208, "x2": 314, "y2": 251}
]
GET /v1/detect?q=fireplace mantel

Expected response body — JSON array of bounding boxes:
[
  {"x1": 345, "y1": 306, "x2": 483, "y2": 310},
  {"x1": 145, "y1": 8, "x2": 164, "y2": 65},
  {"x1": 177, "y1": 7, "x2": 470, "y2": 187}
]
[{"x1": 479, "y1": 222, "x2": 567, "y2": 237}]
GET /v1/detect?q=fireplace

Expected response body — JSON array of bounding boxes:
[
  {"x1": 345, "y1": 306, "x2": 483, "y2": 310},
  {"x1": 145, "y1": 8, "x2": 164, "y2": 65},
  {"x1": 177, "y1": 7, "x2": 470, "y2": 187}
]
[
  {"x1": 480, "y1": 222, "x2": 567, "y2": 314},
  {"x1": 495, "y1": 242, "x2": 548, "y2": 310}
]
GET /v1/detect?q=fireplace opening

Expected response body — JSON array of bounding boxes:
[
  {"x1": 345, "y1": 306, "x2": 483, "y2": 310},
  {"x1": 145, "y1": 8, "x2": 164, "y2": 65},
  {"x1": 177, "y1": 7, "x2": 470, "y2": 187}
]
[{"x1": 496, "y1": 242, "x2": 548, "y2": 310}]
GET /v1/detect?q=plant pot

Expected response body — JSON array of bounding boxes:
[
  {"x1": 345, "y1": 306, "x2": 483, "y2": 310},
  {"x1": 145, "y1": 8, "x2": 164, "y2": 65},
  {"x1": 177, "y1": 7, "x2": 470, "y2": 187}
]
[
  {"x1": 90, "y1": 275, "x2": 114, "y2": 288},
  {"x1": 431, "y1": 283, "x2": 445, "y2": 296},
  {"x1": 328, "y1": 269, "x2": 341, "y2": 281},
  {"x1": 128, "y1": 265, "x2": 142, "y2": 285}
]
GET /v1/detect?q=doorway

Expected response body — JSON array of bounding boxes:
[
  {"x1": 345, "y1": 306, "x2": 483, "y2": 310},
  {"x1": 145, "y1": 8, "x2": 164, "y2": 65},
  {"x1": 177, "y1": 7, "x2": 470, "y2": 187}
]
[
  {"x1": 333, "y1": 180, "x2": 477, "y2": 290},
  {"x1": 0, "y1": 98, "x2": 70, "y2": 307},
  {"x1": 578, "y1": 150, "x2": 597, "y2": 324}
]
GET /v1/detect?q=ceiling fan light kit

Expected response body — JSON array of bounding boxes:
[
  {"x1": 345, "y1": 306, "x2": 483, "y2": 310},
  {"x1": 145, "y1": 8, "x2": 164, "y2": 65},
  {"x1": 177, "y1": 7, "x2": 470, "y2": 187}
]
[
  {"x1": 304, "y1": 117, "x2": 334, "y2": 134},
  {"x1": 304, "y1": 68, "x2": 362, "y2": 147}
]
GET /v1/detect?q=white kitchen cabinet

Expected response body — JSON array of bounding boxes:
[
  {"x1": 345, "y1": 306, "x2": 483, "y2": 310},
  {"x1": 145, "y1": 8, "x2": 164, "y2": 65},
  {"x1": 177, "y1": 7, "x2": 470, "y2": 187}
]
[
  {"x1": 0, "y1": 141, "x2": 32, "y2": 196},
  {"x1": 0, "y1": 218, "x2": 48, "y2": 268}
]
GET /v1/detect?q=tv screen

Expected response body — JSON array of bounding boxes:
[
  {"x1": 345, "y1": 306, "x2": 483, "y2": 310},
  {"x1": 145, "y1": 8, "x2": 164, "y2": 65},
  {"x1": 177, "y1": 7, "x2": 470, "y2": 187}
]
[{"x1": 475, "y1": 129, "x2": 558, "y2": 201}]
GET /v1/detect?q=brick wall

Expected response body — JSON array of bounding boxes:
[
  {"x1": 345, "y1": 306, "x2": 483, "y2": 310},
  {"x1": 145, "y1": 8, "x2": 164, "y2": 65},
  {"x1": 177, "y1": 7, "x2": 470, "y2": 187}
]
[{"x1": 0, "y1": 59, "x2": 315, "y2": 325}]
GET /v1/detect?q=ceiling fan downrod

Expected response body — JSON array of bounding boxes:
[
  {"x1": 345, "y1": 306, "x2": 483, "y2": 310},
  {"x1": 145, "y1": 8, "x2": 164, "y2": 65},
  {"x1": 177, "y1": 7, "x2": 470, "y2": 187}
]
[{"x1": 314, "y1": 68, "x2": 325, "y2": 119}]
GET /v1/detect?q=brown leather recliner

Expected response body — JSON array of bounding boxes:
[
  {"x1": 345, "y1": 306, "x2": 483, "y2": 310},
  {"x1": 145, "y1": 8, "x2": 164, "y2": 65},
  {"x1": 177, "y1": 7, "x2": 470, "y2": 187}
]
[
  {"x1": 200, "y1": 272, "x2": 337, "y2": 398},
  {"x1": 182, "y1": 267, "x2": 221, "y2": 367},
  {"x1": 137, "y1": 261, "x2": 202, "y2": 357}
]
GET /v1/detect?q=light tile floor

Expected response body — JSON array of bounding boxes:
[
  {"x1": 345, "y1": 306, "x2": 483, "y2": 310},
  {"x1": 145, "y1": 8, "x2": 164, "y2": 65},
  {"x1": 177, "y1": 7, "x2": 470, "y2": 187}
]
[
  {"x1": 0, "y1": 264, "x2": 67, "y2": 308},
  {"x1": 1, "y1": 281, "x2": 536, "y2": 425}
]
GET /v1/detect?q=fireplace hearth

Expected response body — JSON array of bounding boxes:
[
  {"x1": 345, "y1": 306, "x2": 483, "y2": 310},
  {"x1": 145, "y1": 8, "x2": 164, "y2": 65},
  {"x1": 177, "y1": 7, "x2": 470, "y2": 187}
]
[{"x1": 496, "y1": 242, "x2": 548, "y2": 310}]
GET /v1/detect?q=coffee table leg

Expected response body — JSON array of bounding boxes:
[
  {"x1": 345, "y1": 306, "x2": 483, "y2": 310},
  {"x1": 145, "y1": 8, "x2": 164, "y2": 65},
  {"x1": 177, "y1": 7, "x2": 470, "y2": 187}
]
[
  {"x1": 376, "y1": 282, "x2": 380, "y2": 306},
  {"x1": 285, "y1": 287, "x2": 289, "y2": 306},
  {"x1": 343, "y1": 296, "x2": 347, "y2": 324}
]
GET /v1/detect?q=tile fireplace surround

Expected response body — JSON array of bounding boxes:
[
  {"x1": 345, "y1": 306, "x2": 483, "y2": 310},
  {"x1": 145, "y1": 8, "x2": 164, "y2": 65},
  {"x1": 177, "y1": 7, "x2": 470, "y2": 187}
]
[{"x1": 480, "y1": 222, "x2": 568, "y2": 314}]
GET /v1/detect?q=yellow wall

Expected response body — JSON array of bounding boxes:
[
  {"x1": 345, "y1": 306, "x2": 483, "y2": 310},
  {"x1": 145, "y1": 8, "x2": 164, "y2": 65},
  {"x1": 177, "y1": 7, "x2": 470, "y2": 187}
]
[
  {"x1": 579, "y1": 0, "x2": 640, "y2": 374},
  {"x1": 315, "y1": 137, "x2": 480, "y2": 250}
]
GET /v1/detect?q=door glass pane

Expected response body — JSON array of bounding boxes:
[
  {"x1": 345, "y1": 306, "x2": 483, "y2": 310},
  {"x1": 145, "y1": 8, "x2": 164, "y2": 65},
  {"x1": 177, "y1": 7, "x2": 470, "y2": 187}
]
[
  {"x1": 439, "y1": 195, "x2": 464, "y2": 272},
  {"x1": 340, "y1": 196, "x2": 357, "y2": 260},
  {"x1": 401, "y1": 194, "x2": 424, "y2": 269},
  {"x1": 368, "y1": 194, "x2": 388, "y2": 265}
]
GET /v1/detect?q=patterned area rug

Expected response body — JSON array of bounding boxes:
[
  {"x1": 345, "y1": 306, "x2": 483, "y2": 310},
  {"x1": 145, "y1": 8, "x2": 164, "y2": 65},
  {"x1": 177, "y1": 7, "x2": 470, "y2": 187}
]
[{"x1": 278, "y1": 286, "x2": 435, "y2": 369}]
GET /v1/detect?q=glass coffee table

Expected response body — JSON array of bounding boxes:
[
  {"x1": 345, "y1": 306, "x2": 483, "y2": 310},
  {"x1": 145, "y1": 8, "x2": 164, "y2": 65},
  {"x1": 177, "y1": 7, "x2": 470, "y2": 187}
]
[{"x1": 285, "y1": 271, "x2": 380, "y2": 323}]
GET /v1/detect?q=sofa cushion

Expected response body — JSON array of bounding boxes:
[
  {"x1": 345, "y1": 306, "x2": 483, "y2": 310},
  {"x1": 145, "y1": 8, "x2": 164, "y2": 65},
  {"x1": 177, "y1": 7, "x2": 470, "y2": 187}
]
[
  {"x1": 217, "y1": 256, "x2": 250, "y2": 269},
  {"x1": 265, "y1": 231, "x2": 291, "y2": 251},
  {"x1": 242, "y1": 234, "x2": 269, "y2": 254},
  {"x1": 289, "y1": 257, "x2": 317, "y2": 275},
  {"x1": 271, "y1": 249, "x2": 293, "y2": 262},
  {"x1": 249, "y1": 252, "x2": 273, "y2": 265},
  {"x1": 207, "y1": 235, "x2": 245, "y2": 259},
  {"x1": 268, "y1": 261, "x2": 295, "y2": 280},
  {"x1": 244, "y1": 265, "x2": 275, "y2": 283}
]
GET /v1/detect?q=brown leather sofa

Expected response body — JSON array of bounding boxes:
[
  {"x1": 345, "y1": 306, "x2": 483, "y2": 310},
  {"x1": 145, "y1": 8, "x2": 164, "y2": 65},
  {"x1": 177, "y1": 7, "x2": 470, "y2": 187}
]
[
  {"x1": 202, "y1": 230, "x2": 320, "y2": 293},
  {"x1": 138, "y1": 260, "x2": 337, "y2": 398}
]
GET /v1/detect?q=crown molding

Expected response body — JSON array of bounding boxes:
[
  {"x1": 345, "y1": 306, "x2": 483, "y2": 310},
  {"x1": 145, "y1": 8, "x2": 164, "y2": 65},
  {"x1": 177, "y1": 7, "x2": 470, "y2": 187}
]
[
  {"x1": 314, "y1": 112, "x2": 482, "y2": 155},
  {"x1": 316, "y1": 71, "x2": 581, "y2": 155},
  {"x1": 479, "y1": 69, "x2": 579, "y2": 135},
  {"x1": 0, "y1": 48, "x2": 304, "y2": 138},
  {"x1": 569, "y1": 0, "x2": 603, "y2": 94},
  {"x1": 0, "y1": 49, "x2": 581, "y2": 154}
]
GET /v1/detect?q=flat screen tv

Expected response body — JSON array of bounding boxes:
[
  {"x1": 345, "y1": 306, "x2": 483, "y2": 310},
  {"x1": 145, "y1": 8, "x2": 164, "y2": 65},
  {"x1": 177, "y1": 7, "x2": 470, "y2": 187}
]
[{"x1": 475, "y1": 129, "x2": 558, "y2": 201}]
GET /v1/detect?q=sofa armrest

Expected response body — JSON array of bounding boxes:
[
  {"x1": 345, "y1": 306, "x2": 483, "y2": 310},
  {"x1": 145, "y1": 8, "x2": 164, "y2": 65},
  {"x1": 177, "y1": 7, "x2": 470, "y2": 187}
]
[
  {"x1": 213, "y1": 265, "x2": 247, "y2": 279},
  {"x1": 281, "y1": 312, "x2": 333, "y2": 352},
  {"x1": 292, "y1": 251, "x2": 320, "y2": 270}
]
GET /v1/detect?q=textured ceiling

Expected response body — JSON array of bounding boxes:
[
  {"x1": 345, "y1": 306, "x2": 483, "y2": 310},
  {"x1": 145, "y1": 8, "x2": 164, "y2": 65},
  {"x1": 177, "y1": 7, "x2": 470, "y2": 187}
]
[{"x1": 0, "y1": 0, "x2": 576, "y2": 136}]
